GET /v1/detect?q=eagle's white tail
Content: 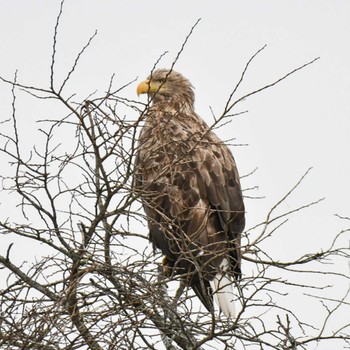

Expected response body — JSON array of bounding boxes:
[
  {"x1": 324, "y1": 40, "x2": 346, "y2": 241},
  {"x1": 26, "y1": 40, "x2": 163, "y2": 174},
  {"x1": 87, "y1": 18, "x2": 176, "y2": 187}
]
[{"x1": 209, "y1": 258, "x2": 236, "y2": 318}]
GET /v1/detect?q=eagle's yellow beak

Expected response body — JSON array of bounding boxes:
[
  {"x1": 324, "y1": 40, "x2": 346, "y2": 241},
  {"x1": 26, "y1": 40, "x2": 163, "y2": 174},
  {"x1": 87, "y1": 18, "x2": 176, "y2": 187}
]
[{"x1": 137, "y1": 80, "x2": 162, "y2": 96}]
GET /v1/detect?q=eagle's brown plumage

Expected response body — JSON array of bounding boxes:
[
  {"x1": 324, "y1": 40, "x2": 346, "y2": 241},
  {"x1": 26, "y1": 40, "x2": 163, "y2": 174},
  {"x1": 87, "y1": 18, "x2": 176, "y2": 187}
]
[{"x1": 135, "y1": 69, "x2": 245, "y2": 316}]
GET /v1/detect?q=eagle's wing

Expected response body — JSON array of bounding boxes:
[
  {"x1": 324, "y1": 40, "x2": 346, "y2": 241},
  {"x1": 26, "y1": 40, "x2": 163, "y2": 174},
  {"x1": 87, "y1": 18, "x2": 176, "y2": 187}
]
[
  {"x1": 183, "y1": 135, "x2": 245, "y2": 317},
  {"x1": 198, "y1": 132, "x2": 245, "y2": 277}
]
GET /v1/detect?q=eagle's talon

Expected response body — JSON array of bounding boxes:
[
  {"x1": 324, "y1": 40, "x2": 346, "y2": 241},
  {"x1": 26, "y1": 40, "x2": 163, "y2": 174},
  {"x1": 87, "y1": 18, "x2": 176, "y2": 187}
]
[{"x1": 162, "y1": 256, "x2": 171, "y2": 277}]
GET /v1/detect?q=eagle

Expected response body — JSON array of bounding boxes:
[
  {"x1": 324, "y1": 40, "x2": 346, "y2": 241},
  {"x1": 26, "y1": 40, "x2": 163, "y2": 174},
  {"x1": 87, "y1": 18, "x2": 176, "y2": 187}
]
[{"x1": 135, "y1": 69, "x2": 245, "y2": 318}]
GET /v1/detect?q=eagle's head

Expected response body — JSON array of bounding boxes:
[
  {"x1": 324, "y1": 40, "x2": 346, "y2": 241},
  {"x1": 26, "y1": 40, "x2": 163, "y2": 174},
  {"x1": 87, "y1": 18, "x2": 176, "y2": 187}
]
[{"x1": 137, "y1": 69, "x2": 195, "y2": 109}]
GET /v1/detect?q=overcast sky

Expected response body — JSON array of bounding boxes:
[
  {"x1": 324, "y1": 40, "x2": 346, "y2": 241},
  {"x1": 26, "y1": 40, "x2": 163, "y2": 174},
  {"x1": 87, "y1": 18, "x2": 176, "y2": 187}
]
[{"x1": 0, "y1": 1, "x2": 349, "y2": 348}]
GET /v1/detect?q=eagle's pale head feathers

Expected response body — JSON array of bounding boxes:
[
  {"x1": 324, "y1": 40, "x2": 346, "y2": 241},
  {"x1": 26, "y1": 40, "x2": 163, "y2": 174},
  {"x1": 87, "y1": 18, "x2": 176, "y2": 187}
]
[{"x1": 137, "y1": 69, "x2": 195, "y2": 109}]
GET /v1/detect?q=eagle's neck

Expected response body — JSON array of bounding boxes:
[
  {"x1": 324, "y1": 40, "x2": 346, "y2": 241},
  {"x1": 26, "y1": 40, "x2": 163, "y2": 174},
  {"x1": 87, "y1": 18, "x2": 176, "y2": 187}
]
[
  {"x1": 150, "y1": 87, "x2": 195, "y2": 112},
  {"x1": 150, "y1": 98, "x2": 195, "y2": 115}
]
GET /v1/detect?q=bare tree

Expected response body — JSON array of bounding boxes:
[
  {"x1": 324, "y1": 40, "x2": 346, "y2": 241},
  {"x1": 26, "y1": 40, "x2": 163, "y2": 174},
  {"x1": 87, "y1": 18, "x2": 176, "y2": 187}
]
[{"x1": 0, "y1": 3, "x2": 349, "y2": 350}]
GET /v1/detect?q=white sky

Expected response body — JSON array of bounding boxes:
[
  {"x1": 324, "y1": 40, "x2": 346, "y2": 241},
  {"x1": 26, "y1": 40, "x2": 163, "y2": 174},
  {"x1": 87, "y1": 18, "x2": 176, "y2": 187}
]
[{"x1": 0, "y1": 1, "x2": 349, "y2": 348}]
